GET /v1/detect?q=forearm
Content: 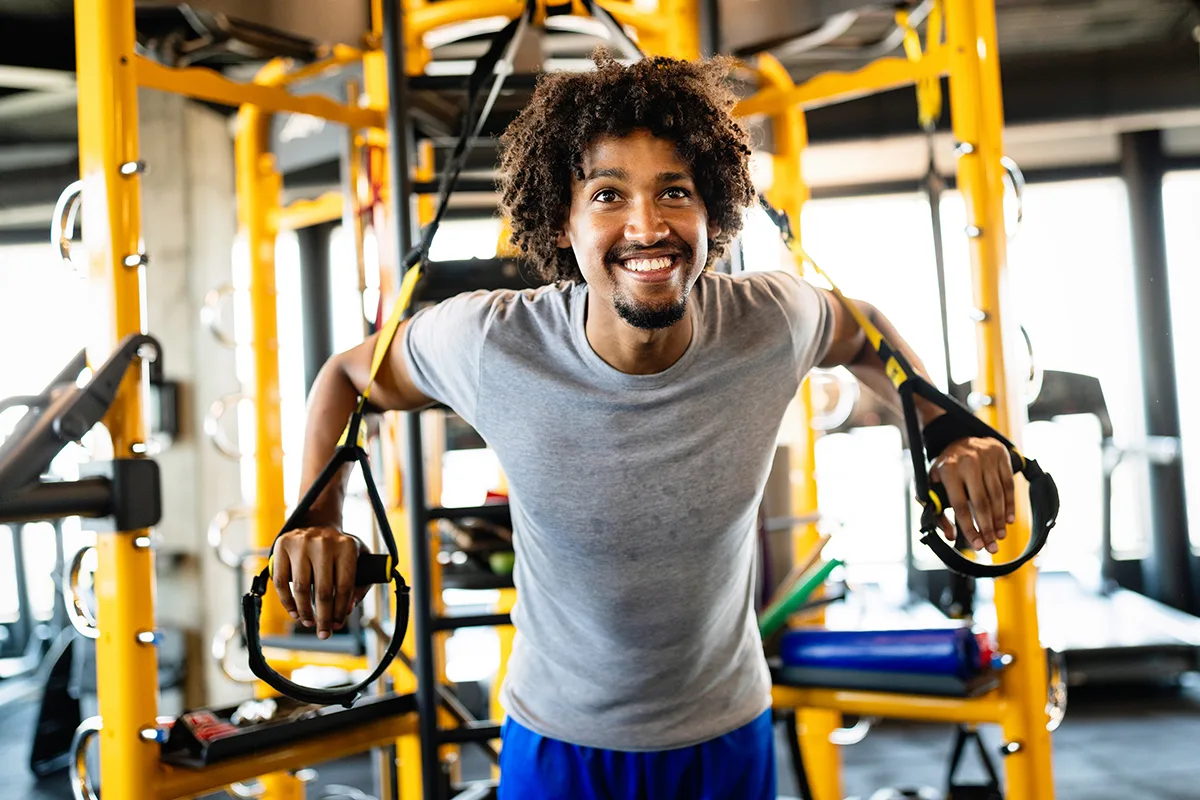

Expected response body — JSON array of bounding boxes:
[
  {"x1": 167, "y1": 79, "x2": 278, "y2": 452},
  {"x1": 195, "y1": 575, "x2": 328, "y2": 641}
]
[
  {"x1": 845, "y1": 304, "x2": 945, "y2": 426},
  {"x1": 297, "y1": 355, "x2": 361, "y2": 529}
]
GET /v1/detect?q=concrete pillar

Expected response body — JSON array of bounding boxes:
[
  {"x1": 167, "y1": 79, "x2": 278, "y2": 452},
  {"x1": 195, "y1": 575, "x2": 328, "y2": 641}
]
[{"x1": 138, "y1": 89, "x2": 249, "y2": 710}]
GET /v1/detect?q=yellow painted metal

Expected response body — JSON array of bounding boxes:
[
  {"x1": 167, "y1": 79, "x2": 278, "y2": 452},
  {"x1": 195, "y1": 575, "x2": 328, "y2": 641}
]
[
  {"x1": 415, "y1": 139, "x2": 436, "y2": 225},
  {"x1": 263, "y1": 649, "x2": 368, "y2": 673},
  {"x1": 73, "y1": 1, "x2": 160, "y2": 796},
  {"x1": 491, "y1": 586, "x2": 517, "y2": 780},
  {"x1": 752, "y1": 53, "x2": 844, "y2": 800},
  {"x1": 135, "y1": 56, "x2": 385, "y2": 129},
  {"x1": 154, "y1": 711, "x2": 418, "y2": 800},
  {"x1": 734, "y1": 50, "x2": 950, "y2": 118},
  {"x1": 235, "y1": 60, "x2": 304, "y2": 800},
  {"x1": 772, "y1": 686, "x2": 1008, "y2": 725},
  {"x1": 896, "y1": 0, "x2": 943, "y2": 130},
  {"x1": 946, "y1": 2, "x2": 1054, "y2": 796},
  {"x1": 278, "y1": 191, "x2": 345, "y2": 230}
]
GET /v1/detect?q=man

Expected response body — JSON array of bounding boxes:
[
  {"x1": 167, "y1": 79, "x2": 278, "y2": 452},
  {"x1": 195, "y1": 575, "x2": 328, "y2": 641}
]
[{"x1": 272, "y1": 54, "x2": 1015, "y2": 799}]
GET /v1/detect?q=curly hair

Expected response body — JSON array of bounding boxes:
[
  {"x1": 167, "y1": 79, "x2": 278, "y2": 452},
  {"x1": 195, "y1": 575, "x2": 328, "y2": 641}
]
[{"x1": 497, "y1": 52, "x2": 754, "y2": 283}]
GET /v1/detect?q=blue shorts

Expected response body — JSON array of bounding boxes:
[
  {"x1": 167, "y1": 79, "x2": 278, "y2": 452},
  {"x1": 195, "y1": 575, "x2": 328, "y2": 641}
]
[{"x1": 497, "y1": 709, "x2": 776, "y2": 800}]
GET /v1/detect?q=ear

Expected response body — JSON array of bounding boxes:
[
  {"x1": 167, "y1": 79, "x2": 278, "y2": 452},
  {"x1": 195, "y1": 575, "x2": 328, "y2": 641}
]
[
  {"x1": 556, "y1": 224, "x2": 571, "y2": 249},
  {"x1": 706, "y1": 218, "x2": 721, "y2": 241}
]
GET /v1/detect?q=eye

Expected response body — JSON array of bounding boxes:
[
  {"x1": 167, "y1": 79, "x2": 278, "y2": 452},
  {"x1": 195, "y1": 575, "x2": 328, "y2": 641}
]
[
  {"x1": 662, "y1": 186, "x2": 692, "y2": 200},
  {"x1": 593, "y1": 189, "x2": 621, "y2": 203}
]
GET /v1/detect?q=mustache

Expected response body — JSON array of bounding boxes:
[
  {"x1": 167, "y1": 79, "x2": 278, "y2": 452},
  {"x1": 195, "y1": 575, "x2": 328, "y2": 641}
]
[{"x1": 606, "y1": 239, "x2": 693, "y2": 263}]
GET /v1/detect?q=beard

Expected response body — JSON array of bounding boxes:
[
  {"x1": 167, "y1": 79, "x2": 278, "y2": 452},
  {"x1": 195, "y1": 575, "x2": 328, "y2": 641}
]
[
  {"x1": 613, "y1": 292, "x2": 689, "y2": 330},
  {"x1": 606, "y1": 237, "x2": 695, "y2": 330}
]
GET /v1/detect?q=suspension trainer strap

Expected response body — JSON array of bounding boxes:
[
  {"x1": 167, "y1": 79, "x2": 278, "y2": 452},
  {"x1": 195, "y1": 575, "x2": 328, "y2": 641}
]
[
  {"x1": 758, "y1": 195, "x2": 1058, "y2": 578},
  {"x1": 241, "y1": 4, "x2": 534, "y2": 707}
]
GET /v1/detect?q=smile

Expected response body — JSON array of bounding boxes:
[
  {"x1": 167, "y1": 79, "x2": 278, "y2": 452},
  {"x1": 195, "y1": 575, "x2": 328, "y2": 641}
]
[{"x1": 616, "y1": 255, "x2": 680, "y2": 281}]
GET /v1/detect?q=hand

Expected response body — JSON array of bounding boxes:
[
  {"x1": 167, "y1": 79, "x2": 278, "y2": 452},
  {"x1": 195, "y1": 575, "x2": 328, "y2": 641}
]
[
  {"x1": 271, "y1": 528, "x2": 369, "y2": 639},
  {"x1": 929, "y1": 436, "x2": 1016, "y2": 555}
]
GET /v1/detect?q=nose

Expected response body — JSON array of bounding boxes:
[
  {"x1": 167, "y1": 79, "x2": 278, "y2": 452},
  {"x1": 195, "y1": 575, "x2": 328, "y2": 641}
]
[{"x1": 623, "y1": 197, "x2": 669, "y2": 246}]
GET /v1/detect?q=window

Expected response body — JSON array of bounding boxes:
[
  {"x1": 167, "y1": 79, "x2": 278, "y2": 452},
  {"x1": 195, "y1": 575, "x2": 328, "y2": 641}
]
[
  {"x1": 1163, "y1": 171, "x2": 1200, "y2": 549},
  {"x1": 940, "y1": 178, "x2": 1147, "y2": 569}
]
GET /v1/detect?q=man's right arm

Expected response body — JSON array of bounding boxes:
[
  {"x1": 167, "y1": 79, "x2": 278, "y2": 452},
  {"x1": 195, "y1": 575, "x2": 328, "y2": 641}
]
[{"x1": 273, "y1": 320, "x2": 433, "y2": 640}]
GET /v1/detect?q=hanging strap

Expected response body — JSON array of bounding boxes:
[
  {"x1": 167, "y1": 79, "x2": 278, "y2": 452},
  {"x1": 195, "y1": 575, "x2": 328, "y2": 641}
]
[
  {"x1": 758, "y1": 196, "x2": 1059, "y2": 579},
  {"x1": 241, "y1": 3, "x2": 534, "y2": 708}
]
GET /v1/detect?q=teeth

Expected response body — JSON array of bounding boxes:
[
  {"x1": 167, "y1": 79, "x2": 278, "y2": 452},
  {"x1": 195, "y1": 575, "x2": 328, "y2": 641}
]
[{"x1": 624, "y1": 257, "x2": 673, "y2": 272}]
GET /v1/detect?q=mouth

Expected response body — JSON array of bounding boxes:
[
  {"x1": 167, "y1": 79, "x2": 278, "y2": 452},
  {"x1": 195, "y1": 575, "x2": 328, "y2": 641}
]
[{"x1": 614, "y1": 254, "x2": 681, "y2": 283}]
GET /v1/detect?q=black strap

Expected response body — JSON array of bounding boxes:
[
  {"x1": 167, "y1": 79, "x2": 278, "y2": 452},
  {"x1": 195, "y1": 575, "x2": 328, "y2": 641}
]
[
  {"x1": 241, "y1": 4, "x2": 534, "y2": 708},
  {"x1": 759, "y1": 195, "x2": 1059, "y2": 578}
]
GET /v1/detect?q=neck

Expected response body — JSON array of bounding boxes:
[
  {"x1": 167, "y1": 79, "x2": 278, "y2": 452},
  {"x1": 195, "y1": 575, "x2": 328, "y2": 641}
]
[{"x1": 584, "y1": 291, "x2": 693, "y2": 375}]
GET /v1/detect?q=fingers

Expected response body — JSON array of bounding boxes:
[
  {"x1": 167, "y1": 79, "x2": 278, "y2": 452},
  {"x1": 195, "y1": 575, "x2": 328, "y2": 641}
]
[
  {"x1": 291, "y1": 552, "x2": 315, "y2": 629},
  {"x1": 272, "y1": 542, "x2": 298, "y2": 621},
  {"x1": 983, "y1": 467, "x2": 1008, "y2": 541},
  {"x1": 937, "y1": 515, "x2": 956, "y2": 541},
  {"x1": 313, "y1": 546, "x2": 337, "y2": 640},
  {"x1": 942, "y1": 474, "x2": 984, "y2": 553},
  {"x1": 332, "y1": 538, "x2": 359, "y2": 631},
  {"x1": 959, "y1": 459, "x2": 999, "y2": 554}
]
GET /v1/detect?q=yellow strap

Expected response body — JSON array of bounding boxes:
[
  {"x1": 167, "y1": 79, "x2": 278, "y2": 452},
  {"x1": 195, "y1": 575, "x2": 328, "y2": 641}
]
[{"x1": 338, "y1": 264, "x2": 424, "y2": 447}]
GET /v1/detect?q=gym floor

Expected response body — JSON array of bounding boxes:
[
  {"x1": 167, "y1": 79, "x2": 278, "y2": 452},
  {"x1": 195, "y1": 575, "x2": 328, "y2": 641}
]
[{"x1": 2, "y1": 683, "x2": 1197, "y2": 800}]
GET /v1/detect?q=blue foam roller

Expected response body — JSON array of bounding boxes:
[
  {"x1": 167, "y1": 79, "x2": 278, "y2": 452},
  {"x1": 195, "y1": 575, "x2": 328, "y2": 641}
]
[{"x1": 779, "y1": 627, "x2": 981, "y2": 678}]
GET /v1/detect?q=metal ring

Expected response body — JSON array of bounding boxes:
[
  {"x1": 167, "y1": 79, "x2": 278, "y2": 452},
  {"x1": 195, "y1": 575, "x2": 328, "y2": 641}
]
[
  {"x1": 70, "y1": 716, "x2": 103, "y2": 800},
  {"x1": 204, "y1": 392, "x2": 249, "y2": 461},
  {"x1": 1021, "y1": 324, "x2": 1044, "y2": 404},
  {"x1": 52, "y1": 180, "x2": 84, "y2": 269},
  {"x1": 207, "y1": 506, "x2": 259, "y2": 569},
  {"x1": 64, "y1": 546, "x2": 100, "y2": 640},
  {"x1": 808, "y1": 368, "x2": 860, "y2": 432},
  {"x1": 212, "y1": 623, "x2": 258, "y2": 684},
  {"x1": 1000, "y1": 155, "x2": 1026, "y2": 240},
  {"x1": 224, "y1": 780, "x2": 265, "y2": 799},
  {"x1": 1046, "y1": 648, "x2": 1068, "y2": 732},
  {"x1": 201, "y1": 284, "x2": 239, "y2": 348},
  {"x1": 829, "y1": 716, "x2": 877, "y2": 746}
]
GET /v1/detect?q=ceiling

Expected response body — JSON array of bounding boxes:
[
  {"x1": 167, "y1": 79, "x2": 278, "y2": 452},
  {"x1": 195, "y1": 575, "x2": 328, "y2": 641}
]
[{"x1": 0, "y1": 0, "x2": 1198, "y2": 227}]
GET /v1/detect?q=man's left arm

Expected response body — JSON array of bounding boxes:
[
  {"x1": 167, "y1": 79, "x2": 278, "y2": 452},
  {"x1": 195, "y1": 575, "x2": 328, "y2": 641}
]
[{"x1": 816, "y1": 290, "x2": 1015, "y2": 554}]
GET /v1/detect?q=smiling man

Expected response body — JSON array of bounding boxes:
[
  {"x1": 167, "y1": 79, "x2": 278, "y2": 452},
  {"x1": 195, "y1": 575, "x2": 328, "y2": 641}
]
[{"x1": 273, "y1": 54, "x2": 1016, "y2": 799}]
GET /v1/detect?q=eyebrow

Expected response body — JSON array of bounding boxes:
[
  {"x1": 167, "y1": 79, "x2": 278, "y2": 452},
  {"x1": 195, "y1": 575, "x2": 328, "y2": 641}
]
[{"x1": 583, "y1": 168, "x2": 693, "y2": 183}]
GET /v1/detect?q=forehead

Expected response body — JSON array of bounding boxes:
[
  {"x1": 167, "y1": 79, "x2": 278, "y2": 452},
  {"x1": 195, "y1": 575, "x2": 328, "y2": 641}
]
[{"x1": 579, "y1": 130, "x2": 691, "y2": 177}]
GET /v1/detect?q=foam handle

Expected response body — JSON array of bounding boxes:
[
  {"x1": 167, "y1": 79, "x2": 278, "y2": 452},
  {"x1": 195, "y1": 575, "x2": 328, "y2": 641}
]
[{"x1": 355, "y1": 553, "x2": 393, "y2": 586}]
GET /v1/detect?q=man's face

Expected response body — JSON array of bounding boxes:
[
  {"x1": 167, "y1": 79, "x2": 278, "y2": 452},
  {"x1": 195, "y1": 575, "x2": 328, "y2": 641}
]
[{"x1": 558, "y1": 130, "x2": 719, "y2": 330}]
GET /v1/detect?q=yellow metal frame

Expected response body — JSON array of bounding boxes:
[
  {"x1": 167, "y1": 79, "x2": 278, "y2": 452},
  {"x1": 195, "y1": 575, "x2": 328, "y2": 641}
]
[
  {"x1": 75, "y1": 0, "x2": 1049, "y2": 797},
  {"x1": 740, "y1": 3, "x2": 1054, "y2": 798}
]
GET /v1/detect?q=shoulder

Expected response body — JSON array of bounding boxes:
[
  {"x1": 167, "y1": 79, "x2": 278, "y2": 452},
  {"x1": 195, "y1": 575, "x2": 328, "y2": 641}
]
[{"x1": 695, "y1": 269, "x2": 818, "y2": 311}]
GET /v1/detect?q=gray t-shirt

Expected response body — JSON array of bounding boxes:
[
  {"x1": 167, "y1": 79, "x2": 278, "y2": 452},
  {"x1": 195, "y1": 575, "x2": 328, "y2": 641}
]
[{"x1": 402, "y1": 269, "x2": 834, "y2": 751}]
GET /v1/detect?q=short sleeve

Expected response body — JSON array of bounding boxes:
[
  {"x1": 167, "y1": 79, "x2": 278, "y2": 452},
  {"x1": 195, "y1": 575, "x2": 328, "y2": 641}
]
[
  {"x1": 401, "y1": 289, "x2": 504, "y2": 427},
  {"x1": 759, "y1": 271, "x2": 836, "y2": 379}
]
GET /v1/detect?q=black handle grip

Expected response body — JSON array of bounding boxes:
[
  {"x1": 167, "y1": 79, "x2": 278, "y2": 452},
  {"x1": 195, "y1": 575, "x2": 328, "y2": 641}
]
[{"x1": 355, "y1": 553, "x2": 393, "y2": 586}]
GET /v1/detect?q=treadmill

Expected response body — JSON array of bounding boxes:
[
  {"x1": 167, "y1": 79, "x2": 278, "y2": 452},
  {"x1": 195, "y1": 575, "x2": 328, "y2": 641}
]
[{"x1": 1026, "y1": 370, "x2": 1200, "y2": 687}]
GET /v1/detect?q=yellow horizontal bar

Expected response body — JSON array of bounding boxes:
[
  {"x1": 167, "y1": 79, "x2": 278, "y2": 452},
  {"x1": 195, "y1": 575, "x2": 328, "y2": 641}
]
[
  {"x1": 275, "y1": 44, "x2": 365, "y2": 87},
  {"x1": 595, "y1": 0, "x2": 667, "y2": 36},
  {"x1": 772, "y1": 685, "x2": 1007, "y2": 725},
  {"x1": 155, "y1": 710, "x2": 417, "y2": 800},
  {"x1": 408, "y1": 0, "x2": 522, "y2": 39},
  {"x1": 277, "y1": 192, "x2": 345, "y2": 230},
  {"x1": 263, "y1": 646, "x2": 367, "y2": 673},
  {"x1": 135, "y1": 57, "x2": 386, "y2": 130},
  {"x1": 735, "y1": 48, "x2": 950, "y2": 118}
]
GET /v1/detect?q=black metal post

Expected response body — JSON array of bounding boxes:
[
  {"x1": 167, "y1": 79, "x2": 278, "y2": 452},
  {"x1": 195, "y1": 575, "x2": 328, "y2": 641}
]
[
  {"x1": 382, "y1": 1, "x2": 440, "y2": 798},
  {"x1": 7, "y1": 524, "x2": 31, "y2": 657},
  {"x1": 1120, "y1": 129, "x2": 1192, "y2": 611},
  {"x1": 296, "y1": 222, "x2": 335, "y2": 396},
  {"x1": 699, "y1": 0, "x2": 721, "y2": 58}
]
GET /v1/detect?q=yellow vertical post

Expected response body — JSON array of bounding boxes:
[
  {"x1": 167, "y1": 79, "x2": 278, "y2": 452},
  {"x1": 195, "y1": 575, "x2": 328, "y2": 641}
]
[
  {"x1": 235, "y1": 70, "x2": 304, "y2": 800},
  {"x1": 756, "y1": 53, "x2": 844, "y2": 800},
  {"x1": 73, "y1": 1, "x2": 159, "y2": 796},
  {"x1": 653, "y1": 0, "x2": 702, "y2": 60},
  {"x1": 946, "y1": 2, "x2": 1053, "y2": 797}
]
